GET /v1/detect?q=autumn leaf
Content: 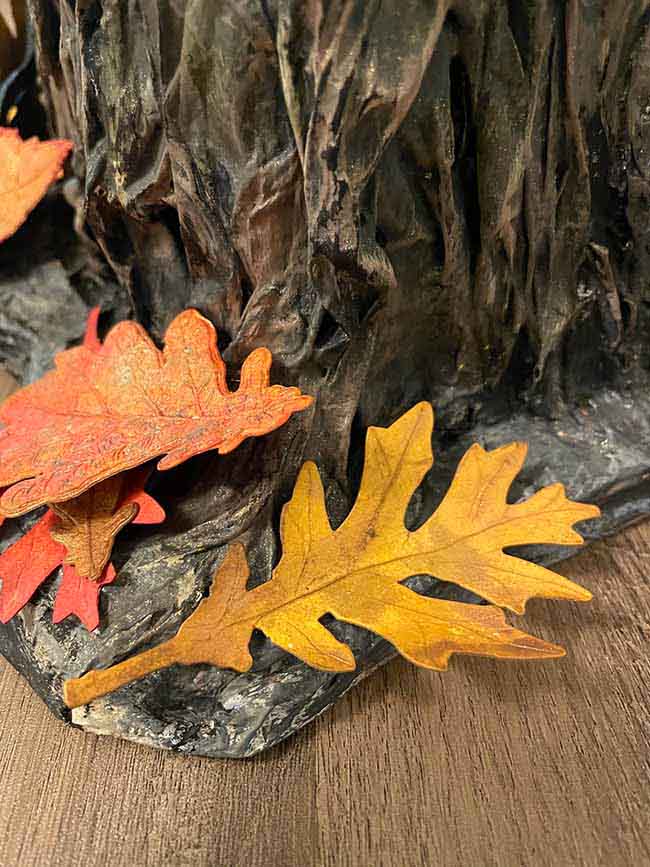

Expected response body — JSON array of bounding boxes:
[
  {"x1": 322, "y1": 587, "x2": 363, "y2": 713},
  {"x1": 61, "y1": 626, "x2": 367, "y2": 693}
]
[
  {"x1": 63, "y1": 403, "x2": 600, "y2": 709},
  {"x1": 52, "y1": 564, "x2": 117, "y2": 632},
  {"x1": 0, "y1": 510, "x2": 64, "y2": 623},
  {"x1": 50, "y1": 469, "x2": 164, "y2": 580},
  {"x1": 82, "y1": 306, "x2": 102, "y2": 352},
  {"x1": 0, "y1": 308, "x2": 313, "y2": 517},
  {"x1": 0, "y1": 467, "x2": 165, "y2": 628},
  {"x1": 119, "y1": 465, "x2": 166, "y2": 525},
  {"x1": 0, "y1": 309, "x2": 159, "y2": 628},
  {"x1": 50, "y1": 485, "x2": 136, "y2": 581},
  {"x1": 0, "y1": 127, "x2": 73, "y2": 242},
  {"x1": 50, "y1": 468, "x2": 164, "y2": 630}
]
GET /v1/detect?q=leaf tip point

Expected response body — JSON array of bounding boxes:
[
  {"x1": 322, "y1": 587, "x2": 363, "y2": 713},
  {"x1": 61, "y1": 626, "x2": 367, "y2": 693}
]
[
  {"x1": 573, "y1": 588, "x2": 592, "y2": 603},
  {"x1": 507, "y1": 440, "x2": 529, "y2": 458},
  {"x1": 540, "y1": 644, "x2": 565, "y2": 659}
]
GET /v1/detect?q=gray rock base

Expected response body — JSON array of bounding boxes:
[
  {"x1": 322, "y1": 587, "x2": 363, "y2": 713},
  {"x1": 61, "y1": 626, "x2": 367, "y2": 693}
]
[{"x1": 1, "y1": 383, "x2": 648, "y2": 758}]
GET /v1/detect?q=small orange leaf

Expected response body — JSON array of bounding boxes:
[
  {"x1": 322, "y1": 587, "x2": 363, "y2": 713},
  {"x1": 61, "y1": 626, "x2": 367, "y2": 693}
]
[
  {"x1": 49, "y1": 467, "x2": 165, "y2": 580},
  {"x1": 0, "y1": 127, "x2": 73, "y2": 242},
  {"x1": 0, "y1": 308, "x2": 313, "y2": 516},
  {"x1": 63, "y1": 403, "x2": 599, "y2": 708},
  {"x1": 50, "y1": 476, "x2": 139, "y2": 581}
]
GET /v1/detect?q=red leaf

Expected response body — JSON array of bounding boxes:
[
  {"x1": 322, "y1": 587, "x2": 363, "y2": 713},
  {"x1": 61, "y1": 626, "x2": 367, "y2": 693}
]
[
  {"x1": 120, "y1": 466, "x2": 166, "y2": 525},
  {"x1": 52, "y1": 563, "x2": 117, "y2": 632},
  {"x1": 83, "y1": 306, "x2": 102, "y2": 351},
  {"x1": 0, "y1": 511, "x2": 65, "y2": 622},
  {"x1": 0, "y1": 127, "x2": 73, "y2": 243}
]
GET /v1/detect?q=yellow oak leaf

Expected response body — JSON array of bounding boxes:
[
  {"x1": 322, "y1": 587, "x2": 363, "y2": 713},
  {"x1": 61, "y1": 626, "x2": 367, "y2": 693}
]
[{"x1": 63, "y1": 402, "x2": 599, "y2": 708}]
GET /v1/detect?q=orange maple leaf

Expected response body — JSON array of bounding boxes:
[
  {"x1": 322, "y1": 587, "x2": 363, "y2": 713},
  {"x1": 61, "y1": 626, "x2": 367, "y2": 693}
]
[
  {"x1": 0, "y1": 308, "x2": 313, "y2": 516},
  {"x1": 0, "y1": 127, "x2": 73, "y2": 242}
]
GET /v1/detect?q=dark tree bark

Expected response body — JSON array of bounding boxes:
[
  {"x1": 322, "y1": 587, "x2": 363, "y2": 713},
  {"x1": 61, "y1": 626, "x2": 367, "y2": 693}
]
[
  {"x1": 30, "y1": 0, "x2": 650, "y2": 412},
  {"x1": 1, "y1": 0, "x2": 650, "y2": 756}
]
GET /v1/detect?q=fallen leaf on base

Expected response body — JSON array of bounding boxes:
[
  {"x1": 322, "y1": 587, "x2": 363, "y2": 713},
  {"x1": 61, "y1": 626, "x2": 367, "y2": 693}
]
[
  {"x1": 0, "y1": 127, "x2": 73, "y2": 242},
  {"x1": 50, "y1": 476, "x2": 138, "y2": 581},
  {"x1": 0, "y1": 308, "x2": 313, "y2": 516},
  {"x1": 0, "y1": 510, "x2": 64, "y2": 623},
  {"x1": 0, "y1": 467, "x2": 165, "y2": 628},
  {"x1": 63, "y1": 402, "x2": 600, "y2": 709},
  {"x1": 52, "y1": 564, "x2": 117, "y2": 632},
  {"x1": 82, "y1": 306, "x2": 102, "y2": 352}
]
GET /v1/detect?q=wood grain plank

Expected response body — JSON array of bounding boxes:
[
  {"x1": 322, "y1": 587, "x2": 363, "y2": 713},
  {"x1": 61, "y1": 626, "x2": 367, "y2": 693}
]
[
  {"x1": 0, "y1": 663, "x2": 318, "y2": 866},
  {"x1": 0, "y1": 525, "x2": 649, "y2": 867},
  {"x1": 316, "y1": 525, "x2": 650, "y2": 867}
]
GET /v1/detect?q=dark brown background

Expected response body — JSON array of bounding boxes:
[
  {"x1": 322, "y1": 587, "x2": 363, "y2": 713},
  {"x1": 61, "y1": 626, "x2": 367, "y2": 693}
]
[{"x1": 0, "y1": 520, "x2": 648, "y2": 867}]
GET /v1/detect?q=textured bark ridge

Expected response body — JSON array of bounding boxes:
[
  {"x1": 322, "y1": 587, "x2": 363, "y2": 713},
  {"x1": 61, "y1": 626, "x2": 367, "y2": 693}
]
[{"x1": 0, "y1": 1, "x2": 649, "y2": 757}]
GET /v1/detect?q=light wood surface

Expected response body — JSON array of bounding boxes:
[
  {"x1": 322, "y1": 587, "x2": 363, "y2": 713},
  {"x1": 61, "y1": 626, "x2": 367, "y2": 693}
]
[{"x1": 0, "y1": 521, "x2": 648, "y2": 867}]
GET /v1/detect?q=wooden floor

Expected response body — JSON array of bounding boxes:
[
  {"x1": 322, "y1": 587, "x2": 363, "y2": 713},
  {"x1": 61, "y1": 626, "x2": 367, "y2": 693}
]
[{"x1": 0, "y1": 522, "x2": 648, "y2": 867}]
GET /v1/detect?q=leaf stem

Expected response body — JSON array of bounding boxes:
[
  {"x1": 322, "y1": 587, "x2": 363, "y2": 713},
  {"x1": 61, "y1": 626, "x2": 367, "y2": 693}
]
[{"x1": 64, "y1": 637, "x2": 182, "y2": 708}]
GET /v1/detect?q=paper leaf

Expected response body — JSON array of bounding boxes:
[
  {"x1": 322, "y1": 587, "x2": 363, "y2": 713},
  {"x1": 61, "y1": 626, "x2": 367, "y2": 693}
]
[
  {"x1": 49, "y1": 468, "x2": 164, "y2": 579},
  {"x1": 0, "y1": 127, "x2": 73, "y2": 242},
  {"x1": 0, "y1": 308, "x2": 313, "y2": 517},
  {"x1": 63, "y1": 402, "x2": 600, "y2": 708},
  {"x1": 50, "y1": 476, "x2": 139, "y2": 580},
  {"x1": 0, "y1": 468, "x2": 165, "y2": 626},
  {"x1": 0, "y1": 511, "x2": 64, "y2": 622},
  {"x1": 118, "y1": 465, "x2": 167, "y2": 525},
  {"x1": 82, "y1": 306, "x2": 102, "y2": 352},
  {"x1": 52, "y1": 564, "x2": 117, "y2": 632}
]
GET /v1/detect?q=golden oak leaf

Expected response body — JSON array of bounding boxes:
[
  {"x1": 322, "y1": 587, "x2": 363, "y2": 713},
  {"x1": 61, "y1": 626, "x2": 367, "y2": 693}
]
[
  {"x1": 0, "y1": 127, "x2": 73, "y2": 242},
  {"x1": 0, "y1": 308, "x2": 313, "y2": 516},
  {"x1": 63, "y1": 403, "x2": 600, "y2": 709}
]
